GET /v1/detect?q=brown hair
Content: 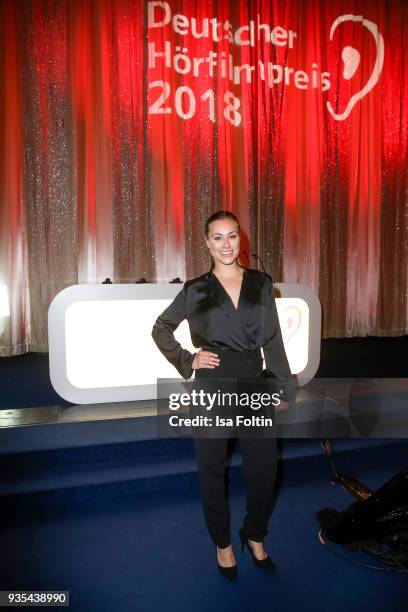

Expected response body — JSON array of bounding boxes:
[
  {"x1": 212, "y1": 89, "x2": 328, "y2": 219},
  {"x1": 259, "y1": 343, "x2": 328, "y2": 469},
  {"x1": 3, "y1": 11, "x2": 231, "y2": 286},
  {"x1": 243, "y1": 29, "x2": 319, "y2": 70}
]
[{"x1": 204, "y1": 210, "x2": 240, "y2": 238}]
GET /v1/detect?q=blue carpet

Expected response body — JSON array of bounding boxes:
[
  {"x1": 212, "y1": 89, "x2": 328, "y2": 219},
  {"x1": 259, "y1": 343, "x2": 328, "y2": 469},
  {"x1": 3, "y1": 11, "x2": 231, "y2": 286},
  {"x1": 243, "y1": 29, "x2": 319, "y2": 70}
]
[
  {"x1": 1, "y1": 442, "x2": 407, "y2": 612},
  {"x1": 0, "y1": 353, "x2": 71, "y2": 409}
]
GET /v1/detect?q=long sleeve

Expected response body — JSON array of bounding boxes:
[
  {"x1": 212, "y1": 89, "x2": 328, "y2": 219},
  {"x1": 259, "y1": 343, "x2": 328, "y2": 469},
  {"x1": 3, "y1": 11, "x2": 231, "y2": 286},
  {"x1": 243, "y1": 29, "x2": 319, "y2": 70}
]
[
  {"x1": 151, "y1": 284, "x2": 196, "y2": 380},
  {"x1": 262, "y1": 275, "x2": 297, "y2": 401}
]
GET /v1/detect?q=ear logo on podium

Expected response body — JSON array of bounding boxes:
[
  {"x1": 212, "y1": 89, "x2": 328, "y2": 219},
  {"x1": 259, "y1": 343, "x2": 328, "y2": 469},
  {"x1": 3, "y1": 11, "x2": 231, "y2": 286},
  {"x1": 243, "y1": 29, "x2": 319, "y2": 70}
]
[{"x1": 281, "y1": 305, "x2": 302, "y2": 344}]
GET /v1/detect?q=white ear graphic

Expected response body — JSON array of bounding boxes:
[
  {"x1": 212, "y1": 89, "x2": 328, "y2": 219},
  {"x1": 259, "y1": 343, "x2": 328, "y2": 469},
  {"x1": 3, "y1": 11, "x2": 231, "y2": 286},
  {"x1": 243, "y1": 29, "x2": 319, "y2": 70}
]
[
  {"x1": 342, "y1": 46, "x2": 360, "y2": 79},
  {"x1": 327, "y1": 14, "x2": 384, "y2": 121},
  {"x1": 281, "y1": 306, "x2": 302, "y2": 345}
]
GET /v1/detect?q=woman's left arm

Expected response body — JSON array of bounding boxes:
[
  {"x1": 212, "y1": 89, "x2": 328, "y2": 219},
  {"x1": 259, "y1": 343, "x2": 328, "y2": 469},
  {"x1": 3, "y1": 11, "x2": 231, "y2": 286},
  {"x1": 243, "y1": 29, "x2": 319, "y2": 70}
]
[{"x1": 262, "y1": 274, "x2": 297, "y2": 402}]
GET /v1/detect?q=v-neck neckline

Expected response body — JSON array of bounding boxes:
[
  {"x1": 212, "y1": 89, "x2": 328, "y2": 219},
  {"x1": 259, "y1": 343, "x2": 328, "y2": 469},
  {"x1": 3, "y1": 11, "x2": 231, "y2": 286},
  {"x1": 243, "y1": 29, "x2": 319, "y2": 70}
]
[{"x1": 212, "y1": 268, "x2": 246, "y2": 311}]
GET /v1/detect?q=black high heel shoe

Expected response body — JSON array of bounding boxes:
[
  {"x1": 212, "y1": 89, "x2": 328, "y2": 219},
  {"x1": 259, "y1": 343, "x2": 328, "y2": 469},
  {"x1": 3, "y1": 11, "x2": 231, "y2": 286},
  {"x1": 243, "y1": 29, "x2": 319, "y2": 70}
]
[
  {"x1": 238, "y1": 529, "x2": 276, "y2": 571},
  {"x1": 216, "y1": 546, "x2": 237, "y2": 581}
]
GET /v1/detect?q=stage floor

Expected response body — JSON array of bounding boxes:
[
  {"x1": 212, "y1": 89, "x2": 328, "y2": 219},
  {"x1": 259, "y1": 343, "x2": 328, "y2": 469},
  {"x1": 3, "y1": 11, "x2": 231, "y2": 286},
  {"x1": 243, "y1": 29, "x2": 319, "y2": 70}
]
[{"x1": 1, "y1": 380, "x2": 407, "y2": 442}]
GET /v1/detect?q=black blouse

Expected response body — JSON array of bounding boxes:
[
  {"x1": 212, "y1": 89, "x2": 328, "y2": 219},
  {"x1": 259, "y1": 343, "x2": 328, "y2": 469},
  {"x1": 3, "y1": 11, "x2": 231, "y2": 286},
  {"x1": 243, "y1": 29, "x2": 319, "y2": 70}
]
[{"x1": 151, "y1": 267, "x2": 296, "y2": 399}]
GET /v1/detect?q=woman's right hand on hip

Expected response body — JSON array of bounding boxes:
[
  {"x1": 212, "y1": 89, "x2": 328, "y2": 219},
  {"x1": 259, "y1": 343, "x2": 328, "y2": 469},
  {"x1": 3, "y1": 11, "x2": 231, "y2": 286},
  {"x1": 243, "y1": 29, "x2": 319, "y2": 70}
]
[{"x1": 192, "y1": 348, "x2": 220, "y2": 370}]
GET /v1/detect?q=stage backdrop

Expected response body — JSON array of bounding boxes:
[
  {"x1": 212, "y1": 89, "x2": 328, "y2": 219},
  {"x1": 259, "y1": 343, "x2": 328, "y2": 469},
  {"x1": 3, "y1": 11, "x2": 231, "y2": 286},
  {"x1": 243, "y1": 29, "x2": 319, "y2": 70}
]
[{"x1": 0, "y1": 0, "x2": 407, "y2": 354}]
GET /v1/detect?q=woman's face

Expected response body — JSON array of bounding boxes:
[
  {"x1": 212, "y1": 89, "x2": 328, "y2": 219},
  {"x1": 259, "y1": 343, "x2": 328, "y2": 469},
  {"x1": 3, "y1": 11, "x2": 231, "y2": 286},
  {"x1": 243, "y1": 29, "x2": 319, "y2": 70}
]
[{"x1": 205, "y1": 218, "x2": 240, "y2": 267}]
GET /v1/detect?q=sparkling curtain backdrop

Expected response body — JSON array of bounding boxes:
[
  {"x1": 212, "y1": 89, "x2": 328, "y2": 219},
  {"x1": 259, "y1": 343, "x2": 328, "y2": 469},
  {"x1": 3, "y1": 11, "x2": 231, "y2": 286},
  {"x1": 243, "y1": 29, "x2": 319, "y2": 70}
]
[{"x1": 0, "y1": 0, "x2": 407, "y2": 354}]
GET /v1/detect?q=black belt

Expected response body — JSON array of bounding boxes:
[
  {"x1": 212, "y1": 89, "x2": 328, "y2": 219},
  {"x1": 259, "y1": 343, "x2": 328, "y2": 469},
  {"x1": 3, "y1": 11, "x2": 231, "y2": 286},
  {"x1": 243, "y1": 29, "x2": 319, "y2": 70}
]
[
  {"x1": 201, "y1": 346, "x2": 261, "y2": 355},
  {"x1": 201, "y1": 347, "x2": 263, "y2": 366}
]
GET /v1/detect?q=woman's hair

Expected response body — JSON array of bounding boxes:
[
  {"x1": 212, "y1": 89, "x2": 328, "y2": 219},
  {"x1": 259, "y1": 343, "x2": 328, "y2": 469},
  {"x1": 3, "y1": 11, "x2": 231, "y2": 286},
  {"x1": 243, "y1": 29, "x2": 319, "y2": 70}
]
[
  {"x1": 204, "y1": 210, "x2": 240, "y2": 238},
  {"x1": 204, "y1": 210, "x2": 241, "y2": 271}
]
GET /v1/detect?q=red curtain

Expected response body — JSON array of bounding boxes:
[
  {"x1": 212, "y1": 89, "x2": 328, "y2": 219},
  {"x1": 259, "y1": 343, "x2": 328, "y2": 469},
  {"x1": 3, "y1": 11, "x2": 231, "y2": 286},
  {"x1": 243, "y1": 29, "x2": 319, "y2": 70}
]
[{"x1": 0, "y1": 0, "x2": 407, "y2": 353}]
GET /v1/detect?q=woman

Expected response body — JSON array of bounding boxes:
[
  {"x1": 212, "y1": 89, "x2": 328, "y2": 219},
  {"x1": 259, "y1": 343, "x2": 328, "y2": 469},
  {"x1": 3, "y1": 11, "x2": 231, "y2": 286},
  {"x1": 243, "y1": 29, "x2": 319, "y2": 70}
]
[{"x1": 151, "y1": 210, "x2": 295, "y2": 580}]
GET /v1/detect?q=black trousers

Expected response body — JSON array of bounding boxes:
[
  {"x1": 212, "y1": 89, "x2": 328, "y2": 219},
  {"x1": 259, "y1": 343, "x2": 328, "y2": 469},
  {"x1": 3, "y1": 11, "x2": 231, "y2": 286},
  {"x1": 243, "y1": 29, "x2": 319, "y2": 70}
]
[{"x1": 193, "y1": 348, "x2": 278, "y2": 549}]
